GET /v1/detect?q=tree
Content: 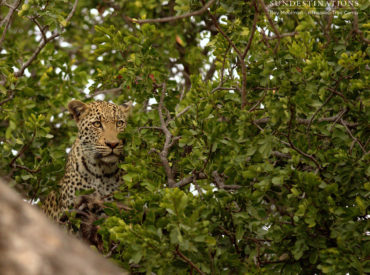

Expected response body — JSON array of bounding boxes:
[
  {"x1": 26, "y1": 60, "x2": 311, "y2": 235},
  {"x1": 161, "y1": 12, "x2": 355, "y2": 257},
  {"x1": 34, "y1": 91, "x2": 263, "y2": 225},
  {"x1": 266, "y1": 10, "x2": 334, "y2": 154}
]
[
  {"x1": 0, "y1": 0, "x2": 369, "y2": 274},
  {"x1": 0, "y1": 178, "x2": 127, "y2": 275}
]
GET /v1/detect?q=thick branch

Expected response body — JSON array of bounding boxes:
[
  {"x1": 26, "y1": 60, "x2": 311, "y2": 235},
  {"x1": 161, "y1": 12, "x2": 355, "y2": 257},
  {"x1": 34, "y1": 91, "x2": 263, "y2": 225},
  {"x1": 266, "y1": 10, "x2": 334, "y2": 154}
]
[{"x1": 130, "y1": 0, "x2": 216, "y2": 24}]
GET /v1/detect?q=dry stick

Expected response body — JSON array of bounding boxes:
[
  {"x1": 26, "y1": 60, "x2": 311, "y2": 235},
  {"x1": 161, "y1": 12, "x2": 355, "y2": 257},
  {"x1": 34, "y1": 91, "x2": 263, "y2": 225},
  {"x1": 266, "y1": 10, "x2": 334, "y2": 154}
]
[
  {"x1": 175, "y1": 247, "x2": 206, "y2": 275},
  {"x1": 340, "y1": 118, "x2": 366, "y2": 154},
  {"x1": 0, "y1": 0, "x2": 21, "y2": 48},
  {"x1": 14, "y1": 0, "x2": 79, "y2": 77},
  {"x1": 130, "y1": 0, "x2": 216, "y2": 24}
]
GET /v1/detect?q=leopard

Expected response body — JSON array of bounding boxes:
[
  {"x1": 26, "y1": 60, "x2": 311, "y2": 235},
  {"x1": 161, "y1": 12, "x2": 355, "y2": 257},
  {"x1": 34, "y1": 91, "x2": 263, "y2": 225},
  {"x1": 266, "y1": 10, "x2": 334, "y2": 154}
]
[{"x1": 42, "y1": 100, "x2": 132, "y2": 221}]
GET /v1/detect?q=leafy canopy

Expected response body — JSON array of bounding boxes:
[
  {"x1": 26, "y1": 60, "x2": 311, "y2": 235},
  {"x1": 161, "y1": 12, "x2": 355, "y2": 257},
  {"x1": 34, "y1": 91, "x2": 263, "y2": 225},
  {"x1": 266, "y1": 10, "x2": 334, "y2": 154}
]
[{"x1": 0, "y1": 0, "x2": 369, "y2": 274}]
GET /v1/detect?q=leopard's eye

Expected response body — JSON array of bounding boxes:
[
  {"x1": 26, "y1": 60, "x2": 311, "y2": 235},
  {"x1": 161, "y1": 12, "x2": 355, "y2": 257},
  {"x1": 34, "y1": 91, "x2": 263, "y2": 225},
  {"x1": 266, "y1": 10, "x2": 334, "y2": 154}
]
[
  {"x1": 116, "y1": 120, "x2": 124, "y2": 127},
  {"x1": 92, "y1": 121, "x2": 102, "y2": 128}
]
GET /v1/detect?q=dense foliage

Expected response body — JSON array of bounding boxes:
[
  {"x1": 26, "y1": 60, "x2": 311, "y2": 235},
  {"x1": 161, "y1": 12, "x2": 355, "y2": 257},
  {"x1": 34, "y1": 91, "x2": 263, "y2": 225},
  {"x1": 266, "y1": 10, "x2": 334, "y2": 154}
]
[{"x1": 0, "y1": 0, "x2": 369, "y2": 274}]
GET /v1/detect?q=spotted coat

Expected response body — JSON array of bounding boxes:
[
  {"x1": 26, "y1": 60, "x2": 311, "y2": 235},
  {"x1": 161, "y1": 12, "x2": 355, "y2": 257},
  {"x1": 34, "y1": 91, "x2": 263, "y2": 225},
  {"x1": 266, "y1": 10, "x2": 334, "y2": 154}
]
[{"x1": 42, "y1": 100, "x2": 131, "y2": 221}]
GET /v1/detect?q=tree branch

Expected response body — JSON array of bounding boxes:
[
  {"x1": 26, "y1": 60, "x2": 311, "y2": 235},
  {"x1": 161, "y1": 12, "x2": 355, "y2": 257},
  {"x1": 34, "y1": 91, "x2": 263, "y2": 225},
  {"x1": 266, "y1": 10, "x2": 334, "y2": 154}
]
[
  {"x1": 9, "y1": 130, "x2": 36, "y2": 169},
  {"x1": 0, "y1": 90, "x2": 14, "y2": 106},
  {"x1": 242, "y1": 2, "x2": 259, "y2": 59},
  {"x1": 173, "y1": 172, "x2": 207, "y2": 188},
  {"x1": 0, "y1": 0, "x2": 21, "y2": 48},
  {"x1": 130, "y1": 0, "x2": 216, "y2": 24},
  {"x1": 350, "y1": 2, "x2": 370, "y2": 44},
  {"x1": 287, "y1": 106, "x2": 322, "y2": 171},
  {"x1": 340, "y1": 118, "x2": 366, "y2": 154},
  {"x1": 175, "y1": 247, "x2": 205, "y2": 275},
  {"x1": 14, "y1": 0, "x2": 79, "y2": 77},
  {"x1": 211, "y1": 171, "x2": 241, "y2": 190}
]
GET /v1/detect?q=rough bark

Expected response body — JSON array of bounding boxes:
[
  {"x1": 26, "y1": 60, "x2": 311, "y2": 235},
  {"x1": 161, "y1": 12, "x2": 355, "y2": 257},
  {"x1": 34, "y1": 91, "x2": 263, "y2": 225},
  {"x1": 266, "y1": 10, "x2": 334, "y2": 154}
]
[{"x1": 0, "y1": 178, "x2": 127, "y2": 275}]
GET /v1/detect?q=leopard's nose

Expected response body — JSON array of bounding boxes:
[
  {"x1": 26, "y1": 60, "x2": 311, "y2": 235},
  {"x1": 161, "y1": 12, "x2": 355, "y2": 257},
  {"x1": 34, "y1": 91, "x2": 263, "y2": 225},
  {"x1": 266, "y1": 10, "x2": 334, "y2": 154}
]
[{"x1": 105, "y1": 141, "x2": 119, "y2": 149}]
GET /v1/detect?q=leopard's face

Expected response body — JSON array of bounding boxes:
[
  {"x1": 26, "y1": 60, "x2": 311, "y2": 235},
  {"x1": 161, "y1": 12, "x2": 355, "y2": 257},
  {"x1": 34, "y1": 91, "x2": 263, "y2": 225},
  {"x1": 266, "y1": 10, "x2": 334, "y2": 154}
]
[{"x1": 68, "y1": 100, "x2": 132, "y2": 164}]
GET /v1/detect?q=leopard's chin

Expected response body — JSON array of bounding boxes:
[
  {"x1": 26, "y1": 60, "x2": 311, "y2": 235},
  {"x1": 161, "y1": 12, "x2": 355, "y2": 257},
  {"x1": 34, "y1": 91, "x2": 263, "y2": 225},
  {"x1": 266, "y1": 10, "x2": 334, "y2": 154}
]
[{"x1": 99, "y1": 154, "x2": 119, "y2": 164}]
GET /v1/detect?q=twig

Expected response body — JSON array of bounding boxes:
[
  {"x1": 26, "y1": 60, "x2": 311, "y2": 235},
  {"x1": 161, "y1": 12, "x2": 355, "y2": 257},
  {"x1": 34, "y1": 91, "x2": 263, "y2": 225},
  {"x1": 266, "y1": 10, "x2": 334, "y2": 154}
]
[
  {"x1": 105, "y1": 243, "x2": 118, "y2": 258},
  {"x1": 9, "y1": 130, "x2": 36, "y2": 168},
  {"x1": 12, "y1": 164, "x2": 40, "y2": 174},
  {"x1": 0, "y1": 0, "x2": 21, "y2": 48},
  {"x1": 175, "y1": 247, "x2": 205, "y2": 275},
  {"x1": 0, "y1": 90, "x2": 14, "y2": 106},
  {"x1": 340, "y1": 118, "x2": 366, "y2": 154},
  {"x1": 139, "y1": 126, "x2": 162, "y2": 132},
  {"x1": 14, "y1": 0, "x2": 79, "y2": 77},
  {"x1": 211, "y1": 171, "x2": 241, "y2": 190},
  {"x1": 175, "y1": 105, "x2": 191, "y2": 118},
  {"x1": 29, "y1": 17, "x2": 47, "y2": 42},
  {"x1": 272, "y1": 151, "x2": 291, "y2": 159},
  {"x1": 242, "y1": 2, "x2": 258, "y2": 59},
  {"x1": 130, "y1": 0, "x2": 216, "y2": 24},
  {"x1": 306, "y1": 92, "x2": 334, "y2": 133},
  {"x1": 173, "y1": 172, "x2": 207, "y2": 188},
  {"x1": 350, "y1": 2, "x2": 370, "y2": 44},
  {"x1": 329, "y1": 108, "x2": 347, "y2": 132},
  {"x1": 207, "y1": 11, "x2": 248, "y2": 108},
  {"x1": 249, "y1": 90, "x2": 267, "y2": 112},
  {"x1": 264, "y1": 32, "x2": 297, "y2": 40},
  {"x1": 258, "y1": 0, "x2": 280, "y2": 38},
  {"x1": 210, "y1": 86, "x2": 237, "y2": 94},
  {"x1": 287, "y1": 106, "x2": 322, "y2": 170}
]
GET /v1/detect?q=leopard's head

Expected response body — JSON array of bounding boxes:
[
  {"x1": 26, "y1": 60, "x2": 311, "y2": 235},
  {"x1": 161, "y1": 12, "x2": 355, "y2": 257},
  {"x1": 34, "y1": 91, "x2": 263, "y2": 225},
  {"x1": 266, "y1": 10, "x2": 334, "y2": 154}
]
[{"x1": 68, "y1": 100, "x2": 132, "y2": 164}]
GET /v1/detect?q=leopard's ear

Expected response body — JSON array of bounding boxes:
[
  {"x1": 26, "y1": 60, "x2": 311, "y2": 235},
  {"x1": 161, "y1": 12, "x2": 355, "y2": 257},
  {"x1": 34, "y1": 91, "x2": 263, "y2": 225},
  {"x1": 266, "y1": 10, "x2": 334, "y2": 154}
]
[
  {"x1": 119, "y1": 101, "x2": 133, "y2": 115},
  {"x1": 68, "y1": 100, "x2": 89, "y2": 122}
]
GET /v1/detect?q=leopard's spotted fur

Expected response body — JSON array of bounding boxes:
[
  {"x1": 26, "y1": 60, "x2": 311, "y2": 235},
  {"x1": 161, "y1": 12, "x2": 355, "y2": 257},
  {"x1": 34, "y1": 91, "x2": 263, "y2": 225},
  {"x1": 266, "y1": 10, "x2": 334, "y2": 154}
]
[{"x1": 42, "y1": 100, "x2": 131, "y2": 221}]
